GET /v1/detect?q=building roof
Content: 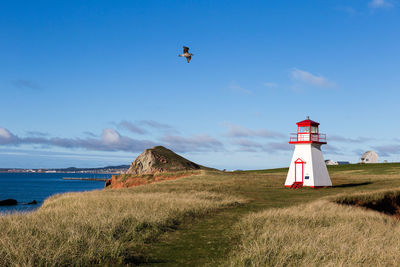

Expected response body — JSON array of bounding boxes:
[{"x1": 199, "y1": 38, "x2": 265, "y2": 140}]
[{"x1": 296, "y1": 118, "x2": 320, "y2": 127}]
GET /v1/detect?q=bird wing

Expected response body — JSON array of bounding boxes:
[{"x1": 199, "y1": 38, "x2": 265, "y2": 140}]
[
  {"x1": 186, "y1": 56, "x2": 191, "y2": 63},
  {"x1": 183, "y1": 46, "x2": 189, "y2": 53}
]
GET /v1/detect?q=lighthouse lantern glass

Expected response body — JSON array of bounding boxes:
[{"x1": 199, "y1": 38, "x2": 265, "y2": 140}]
[
  {"x1": 299, "y1": 127, "x2": 309, "y2": 133},
  {"x1": 289, "y1": 118, "x2": 326, "y2": 144},
  {"x1": 311, "y1": 126, "x2": 318, "y2": 133}
]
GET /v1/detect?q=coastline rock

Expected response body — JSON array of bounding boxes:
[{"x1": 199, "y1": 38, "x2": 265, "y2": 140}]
[
  {"x1": 24, "y1": 200, "x2": 37, "y2": 205},
  {"x1": 104, "y1": 179, "x2": 112, "y2": 188},
  {"x1": 125, "y1": 146, "x2": 201, "y2": 175},
  {"x1": 106, "y1": 146, "x2": 208, "y2": 189},
  {"x1": 0, "y1": 199, "x2": 18, "y2": 206}
]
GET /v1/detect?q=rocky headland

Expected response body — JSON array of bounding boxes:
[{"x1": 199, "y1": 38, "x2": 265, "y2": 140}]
[{"x1": 105, "y1": 146, "x2": 207, "y2": 189}]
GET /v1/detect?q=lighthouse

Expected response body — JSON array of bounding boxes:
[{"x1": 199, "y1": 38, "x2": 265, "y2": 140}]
[{"x1": 285, "y1": 117, "x2": 332, "y2": 188}]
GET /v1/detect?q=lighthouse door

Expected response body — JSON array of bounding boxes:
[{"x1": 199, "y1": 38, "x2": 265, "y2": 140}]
[{"x1": 294, "y1": 159, "x2": 304, "y2": 183}]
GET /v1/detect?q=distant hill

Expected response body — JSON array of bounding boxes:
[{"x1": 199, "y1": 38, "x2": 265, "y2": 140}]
[
  {"x1": 125, "y1": 146, "x2": 209, "y2": 175},
  {"x1": 53, "y1": 165, "x2": 130, "y2": 172},
  {"x1": 0, "y1": 165, "x2": 130, "y2": 173}
]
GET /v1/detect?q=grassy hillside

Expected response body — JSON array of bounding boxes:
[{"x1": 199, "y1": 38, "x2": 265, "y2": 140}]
[{"x1": 1, "y1": 163, "x2": 400, "y2": 266}]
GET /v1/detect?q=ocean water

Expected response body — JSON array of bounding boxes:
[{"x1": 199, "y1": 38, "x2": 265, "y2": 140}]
[{"x1": 0, "y1": 173, "x2": 111, "y2": 214}]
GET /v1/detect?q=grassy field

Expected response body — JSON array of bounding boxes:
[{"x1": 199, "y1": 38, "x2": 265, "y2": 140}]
[
  {"x1": 1, "y1": 163, "x2": 400, "y2": 266},
  {"x1": 0, "y1": 183, "x2": 244, "y2": 266},
  {"x1": 226, "y1": 197, "x2": 400, "y2": 266}
]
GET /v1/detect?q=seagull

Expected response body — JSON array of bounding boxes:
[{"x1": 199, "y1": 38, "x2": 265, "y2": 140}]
[{"x1": 178, "y1": 46, "x2": 193, "y2": 63}]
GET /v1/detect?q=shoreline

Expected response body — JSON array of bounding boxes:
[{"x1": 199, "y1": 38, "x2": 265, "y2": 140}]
[{"x1": 63, "y1": 177, "x2": 108, "y2": 181}]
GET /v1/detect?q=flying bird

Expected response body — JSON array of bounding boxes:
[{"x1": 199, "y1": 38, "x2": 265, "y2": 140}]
[{"x1": 178, "y1": 46, "x2": 193, "y2": 63}]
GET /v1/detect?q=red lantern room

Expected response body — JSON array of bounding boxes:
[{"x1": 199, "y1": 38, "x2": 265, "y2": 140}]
[{"x1": 289, "y1": 116, "x2": 326, "y2": 144}]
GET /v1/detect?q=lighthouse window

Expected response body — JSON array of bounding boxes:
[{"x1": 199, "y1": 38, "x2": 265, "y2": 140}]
[
  {"x1": 311, "y1": 126, "x2": 318, "y2": 133},
  {"x1": 299, "y1": 127, "x2": 309, "y2": 133}
]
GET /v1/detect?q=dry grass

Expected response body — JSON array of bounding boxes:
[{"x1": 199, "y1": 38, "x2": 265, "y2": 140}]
[
  {"x1": 0, "y1": 187, "x2": 244, "y2": 266},
  {"x1": 3, "y1": 163, "x2": 400, "y2": 266},
  {"x1": 114, "y1": 170, "x2": 202, "y2": 187},
  {"x1": 226, "y1": 189, "x2": 400, "y2": 267},
  {"x1": 334, "y1": 187, "x2": 400, "y2": 205}
]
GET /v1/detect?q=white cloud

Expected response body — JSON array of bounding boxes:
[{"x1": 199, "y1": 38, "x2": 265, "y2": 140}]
[
  {"x1": 0, "y1": 127, "x2": 156, "y2": 152},
  {"x1": 116, "y1": 120, "x2": 178, "y2": 135},
  {"x1": 117, "y1": 120, "x2": 147, "y2": 135},
  {"x1": 139, "y1": 120, "x2": 175, "y2": 131},
  {"x1": 223, "y1": 123, "x2": 285, "y2": 139},
  {"x1": 0, "y1": 126, "x2": 226, "y2": 154},
  {"x1": 233, "y1": 139, "x2": 261, "y2": 148},
  {"x1": 0, "y1": 127, "x2": 18, "y2": 145},
  {"x1": 369, "y1": 0, "x2": 393, "y2": 8},
  {"x1": 101, "y1": 128, "x2": 121, "y2": 144},
  {"x1": 291, "y1": 68, "x2": 335, "y2": 88},
  {"x1": 372, "y1": 144, "x2": 400, "y2": 156},
  {"x1": 264, "y1": 142, "x2": 291, "y2": 152},
  {"x1": 0, "y1": 128, "x2": 13, "y2": 139},
  {"x1": 231, "y1": 139, "x2": 292, "y2": 153},
  {"x1": 329, "y1": 135, "x2": 374, "y2": 143},
  {"x1": 231, "y1": 139, "x2": 262, "y2": 152},
  {"x1": 161, "y1": 134, "x2": 224, "y2": 152}
]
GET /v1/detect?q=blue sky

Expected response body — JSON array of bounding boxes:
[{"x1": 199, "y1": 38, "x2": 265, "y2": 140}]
[{"x1": 1, "y1": 0, "x2": 399, "y2": 170}]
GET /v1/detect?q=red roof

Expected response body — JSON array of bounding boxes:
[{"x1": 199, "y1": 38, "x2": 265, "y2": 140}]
[{"x1": 296, "y1": 119, "x2": 320, "y2": 127}]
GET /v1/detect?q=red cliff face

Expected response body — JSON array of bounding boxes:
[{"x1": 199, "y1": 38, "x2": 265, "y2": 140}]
[{"x1": 105, "y1": 146, "x2": 206, "y2": 189}]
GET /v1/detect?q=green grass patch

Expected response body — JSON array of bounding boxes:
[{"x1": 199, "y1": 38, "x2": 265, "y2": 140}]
[
  {"x1": 234, "y1": 167, "x2": 289, "y2": 174},
  {"x1": 327, "y1": 162, "x2": 400, "y2": 174}
]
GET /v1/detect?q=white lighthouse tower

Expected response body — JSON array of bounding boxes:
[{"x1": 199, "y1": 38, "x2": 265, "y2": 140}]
[{"x1": 285, "y1": 117, "x2": 332, "y2": 188}]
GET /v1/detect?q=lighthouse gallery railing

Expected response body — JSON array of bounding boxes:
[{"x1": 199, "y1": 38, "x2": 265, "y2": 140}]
[{"x1": 289, "y1": 133, "x2": 326, "y2": 143}]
